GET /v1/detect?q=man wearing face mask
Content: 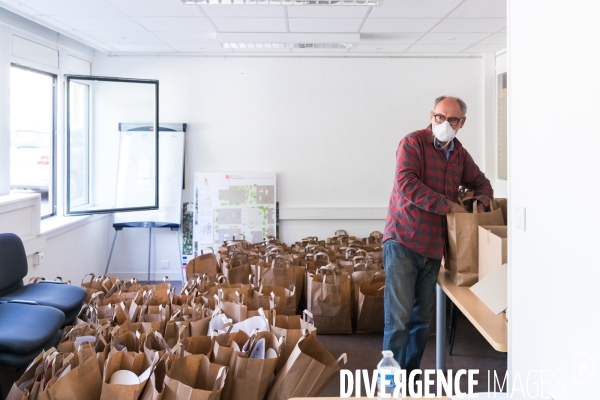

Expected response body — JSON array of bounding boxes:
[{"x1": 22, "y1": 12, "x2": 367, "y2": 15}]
[{"x1": 382, "y1": 96, "x2": 493, "y2": 379}]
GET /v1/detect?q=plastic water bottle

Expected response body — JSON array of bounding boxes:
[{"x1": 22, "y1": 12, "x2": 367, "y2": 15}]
[{"x1": 377, "y1": 350, "x2": 401, "y2": 399}]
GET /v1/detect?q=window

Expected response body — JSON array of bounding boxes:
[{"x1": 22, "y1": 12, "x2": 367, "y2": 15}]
[
  {"x1": 68, "y1": 81, "x2": 90, "y2": 208},
  {"x1": 10, "y1": 65, "x2": 56, "y2": 218},
  {"x1": 66, "y1": 76, "x2": 159, "y2": 216}
]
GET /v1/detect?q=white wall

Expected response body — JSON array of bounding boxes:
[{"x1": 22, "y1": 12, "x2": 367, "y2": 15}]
[
  {"x1": 92, "y1": 54, "x2": 488, "y2": 279},
  {"x1": 24, "y1": 216, "x2": 112, "y2": 284},
  {"x1": 509, "y1": 1, "x2": 600, "y2": 398}
]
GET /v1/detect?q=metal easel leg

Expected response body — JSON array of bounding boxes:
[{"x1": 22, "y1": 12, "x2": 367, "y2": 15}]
[
  {"x1": 104, "y1": 230, "x2": 119, "y2": 276},
  {"x1": 147, "y1": 228, "x2": 152, "y2": 283}
]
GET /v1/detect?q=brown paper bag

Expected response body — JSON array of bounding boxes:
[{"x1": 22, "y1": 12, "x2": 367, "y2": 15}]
[
  {"x1": 258, "y1": 284, "x2": 296, "y2": 316},
  {"x1": 351, "y1": 269, "x2": 384, "y2": 324},
  {"x1": 266, "y1": 334, "x2": 347, "y2": 400},
  {"x1": 6, "y1": 348, "x2": 52, "y2": 400},
  {"x1": 270, "y1": 310, "x2": 317, "y2": 373},
  {"x1": 186, "y1": 248, "x2": 220, "y2": 280},
  {"x1": 100, "y1": 348, "x2": 157, "y2": 400},
  {"x1": 37, "y1": 343, "x2": 103, "y2": 400},
  {"x1": 306, "y1": 268, "x2": 352, "y2": 334},
  {"x1": 227, "y1": 331, "x2": 281, "y2": 400},
  {"x1": 222, "y1": 252, "x2": 251, "y2": 284},
  {"x1": 446, "y1": 198, "x2": 505, "y2": 286},
  {"x1": 161, "y1": 354, "x2": 227, "y2": 400},
  {"x1": 356, "y1": 276, "x2": 385, "y2": 333}
]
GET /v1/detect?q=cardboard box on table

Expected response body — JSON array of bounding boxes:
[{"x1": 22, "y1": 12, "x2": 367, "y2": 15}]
[{"x1": 478, "y1": 226, "x2": 507, "y2": 281}]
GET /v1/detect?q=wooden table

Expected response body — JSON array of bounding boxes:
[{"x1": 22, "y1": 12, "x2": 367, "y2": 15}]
[{"x1": 435, "y1": 269, "x2": 508, "y2": 370}]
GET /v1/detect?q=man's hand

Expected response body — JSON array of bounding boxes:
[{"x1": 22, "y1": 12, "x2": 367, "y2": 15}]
[
  {"x1": 477, "y1": 203, "x2": 486, "y2": 213},
  {"x1": 446, "y1": 198, "x2": 467, "y2": 213}
]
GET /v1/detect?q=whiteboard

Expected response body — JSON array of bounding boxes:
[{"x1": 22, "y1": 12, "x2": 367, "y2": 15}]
[{"x1": 113, "y1": 123, "x2": 186, "y2": 228}]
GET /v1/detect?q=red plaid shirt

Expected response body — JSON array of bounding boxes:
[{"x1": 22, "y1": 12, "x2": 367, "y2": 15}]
[{"x1": 383, "y1": 125, "x2": 493, "y2": 260}]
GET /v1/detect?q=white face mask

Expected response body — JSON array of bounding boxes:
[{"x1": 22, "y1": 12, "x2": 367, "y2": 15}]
[{"x1": 432, "y1": 119, "x2": 457, "y2": 142}]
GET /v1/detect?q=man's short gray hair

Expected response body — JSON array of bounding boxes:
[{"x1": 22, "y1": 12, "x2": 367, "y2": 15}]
[{"x1": 434, "y1": 96, "x2": 467, "y2": 116}]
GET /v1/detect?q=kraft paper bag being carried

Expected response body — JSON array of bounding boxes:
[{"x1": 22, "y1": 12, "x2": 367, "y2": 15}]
[
  {"x1": 37, "y1": 343, "x2": 103, "y2": 400},
  {"x1": 356, "y1": 276, "x2": 385, "y2": 333},
  {"x1": 161, "y1": 354, "x2": 227, "y2": 400},
  {"x1": 266, "y1": 333, "x2": 347, "y2": 400},
  {"x1": 446, "y1": 198, "x2": 504, "y2": 286},
  {"x1": 306, "y1": 266, "x2": 352, "y2": 334},
  {"x1": 186, "y1": 248, "x2": 220, "y2": 281}
]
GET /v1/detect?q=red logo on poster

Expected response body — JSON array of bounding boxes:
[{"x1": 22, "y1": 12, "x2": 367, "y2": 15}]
[{"x1": 225, "y1": 175, "x2": 231, "y2": 180}]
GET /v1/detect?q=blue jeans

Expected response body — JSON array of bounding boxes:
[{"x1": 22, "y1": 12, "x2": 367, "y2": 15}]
[{"x1": 383, "y1": 240, "x2": 441, "y2": 376}]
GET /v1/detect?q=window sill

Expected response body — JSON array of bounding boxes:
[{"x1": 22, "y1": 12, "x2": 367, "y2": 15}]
[{"x1": 40, "y1": 213, "x2": 109, "y2": 238}]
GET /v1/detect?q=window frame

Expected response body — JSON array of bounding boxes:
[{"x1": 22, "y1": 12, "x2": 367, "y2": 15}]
[
  {"x1": 65, "y1": 75, "x2": 160, "y2": 216},
  {"x1": 9, "y1": 63, "x2": 57, "y2": 219}
]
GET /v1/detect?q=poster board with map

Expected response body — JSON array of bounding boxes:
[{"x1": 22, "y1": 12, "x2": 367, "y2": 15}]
[{"x1": 193, "y1": 172, "x2": 276, "y2": 254}]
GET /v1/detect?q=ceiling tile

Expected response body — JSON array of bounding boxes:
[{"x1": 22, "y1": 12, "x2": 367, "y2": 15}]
[
  {"x1": 201, "y1": 5, "x2": 284, "y2": 18},
  {"x1": 67, "y1": 31, "x2": 102, "y2": 44},
  {"x1": 169, "y1": 43, "x2": 233, "y2": 52},
  {"x1": 289, "y1": 18, "x2": 362, "y2": 33},
  {"x1": 152, "y1": 31, "x2": 218, "y2": 44},
  {"x1": 16, "y1": 0, "x2": 123, "y2": 17},
  {"x1": 406, "y1": 44, "x2": 471, "y2": 53},
  {"x1": 369, "y1": 0, "x2": 463, "y2": 18},
  {"x1": 211, "y1": 18, "x2": 286, "y2": 32},
  {"x1": 431, "y1": 18, "x2": 505, "y2": 33},
  {"x1": 290, "y1": 47, "x2": 349, "y2": 53},
  {"x1": 232, "y1": 48, "x2": 292, "y2": 53},
  {"x1": 50, "y1": 16, "x2": 146, "y2": 31},
  {"x1": 132, "y1": 17, "x2": 215, "y2": 32},
  {"x1": 359, "y1": 32, "x2": 422, "y2": 44},
  {"x1": 107, "y1": 43, "x2": 176, "y2": 52},
  {"x1": 286, "y1": 5, "x2": 368, "y2": 18},
  {"x1": 478, "y1": 31, "x2": 506, "y2": 44},
  {"x1": 83, "y1": 30, "x2": 163, "y2": 44},
  {"x1": 461, "y1": 43, "x2": 506, "y2": 53},
  {"x1": 106, "y1": 0, "x2": 204, "y2": 17},
  {"x1": 448, "y1": 0, "x2": 507, "y2": 18},
  {"x1": 350, "y1": 44, "x2": 410, "y2": 53},
  {"x1": 361, "y1": 18, "x2": 439, "y2": 33},
  {"x1": 417, "y1": 32, "x2": 490, "y2": 45},
  {"x1": 34, "y1": 15, "x2": 76, "y2": 31},
  {"x1": 1, "y1": 0, "x2": 43, "y2": 15}
]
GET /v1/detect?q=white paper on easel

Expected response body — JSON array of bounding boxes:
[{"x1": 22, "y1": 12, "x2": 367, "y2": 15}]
[{"x1": 470, "y1": 263, "x2": 508, "y2": 315}]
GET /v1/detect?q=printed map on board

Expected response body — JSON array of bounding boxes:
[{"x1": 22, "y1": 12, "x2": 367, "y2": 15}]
[{"x1": 193, "y1": 172, "x2": 276, "y2": 253}]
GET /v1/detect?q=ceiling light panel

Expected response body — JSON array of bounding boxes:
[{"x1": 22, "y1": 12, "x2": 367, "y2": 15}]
[{"x1": 181, "y1": 0, "x2": 381, "y2": 5}]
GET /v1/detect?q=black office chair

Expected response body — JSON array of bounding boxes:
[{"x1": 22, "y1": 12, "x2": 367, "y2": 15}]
[
  {"x1": 0, "y1": 302, "x2": 64, "y2": 368},
  {"x1": 0, "y1": 233, "x2": 87, "y2": 326}
]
